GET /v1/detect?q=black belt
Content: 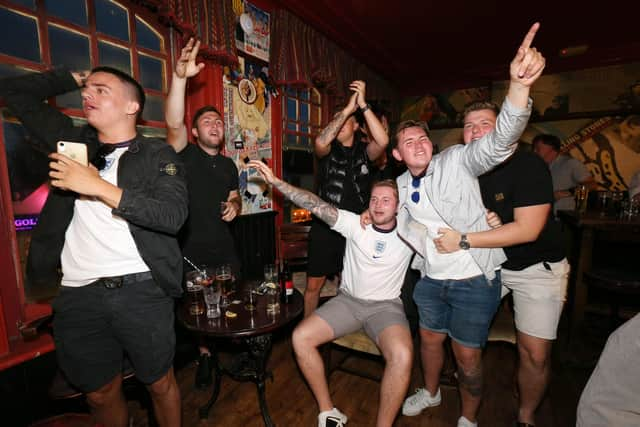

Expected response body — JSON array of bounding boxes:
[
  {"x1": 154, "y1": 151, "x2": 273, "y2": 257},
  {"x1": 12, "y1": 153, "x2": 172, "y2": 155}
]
[{"x1": 97, "y1": 271, "x2": 153, "y2": 289}]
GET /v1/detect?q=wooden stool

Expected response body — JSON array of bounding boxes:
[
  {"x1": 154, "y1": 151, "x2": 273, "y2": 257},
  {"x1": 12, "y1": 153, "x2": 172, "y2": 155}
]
[{"x1": 324, "y1": 329, "x2": 383, "y2": 381}]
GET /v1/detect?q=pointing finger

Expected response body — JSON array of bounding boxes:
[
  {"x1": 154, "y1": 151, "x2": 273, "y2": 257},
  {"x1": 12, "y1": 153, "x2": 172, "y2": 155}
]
[{"x1": 520, "y1": 22, "x2": 540, "y2": 50}]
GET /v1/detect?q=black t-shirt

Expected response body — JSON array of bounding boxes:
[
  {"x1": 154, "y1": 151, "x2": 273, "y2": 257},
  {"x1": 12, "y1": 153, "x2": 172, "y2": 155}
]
[
  {"x1": 179, "y1": 143, "x2": 239, "y2": 267},
  {"x1": 479, "y1": 150, "x2": 565, "y2": 271}
]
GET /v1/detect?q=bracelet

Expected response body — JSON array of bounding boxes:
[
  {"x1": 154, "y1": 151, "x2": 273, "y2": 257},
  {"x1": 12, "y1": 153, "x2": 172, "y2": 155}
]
[{"x1": 360, "y1": 104, "x2": 370, "y2": 113}]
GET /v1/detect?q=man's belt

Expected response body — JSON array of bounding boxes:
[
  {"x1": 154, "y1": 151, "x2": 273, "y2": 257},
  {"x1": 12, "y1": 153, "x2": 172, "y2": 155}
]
[{"x1": 98, "y1": 271, "x2": 153, "y2": 289}]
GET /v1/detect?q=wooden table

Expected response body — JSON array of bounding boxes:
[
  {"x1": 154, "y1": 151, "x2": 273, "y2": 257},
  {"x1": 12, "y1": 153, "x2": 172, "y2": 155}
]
[
  {"x1": 178, "y1": 281, "x2": 303, "y2": 426},
  {"x1": 557, "y1": 210, "x2": 640, "y2": 341}
]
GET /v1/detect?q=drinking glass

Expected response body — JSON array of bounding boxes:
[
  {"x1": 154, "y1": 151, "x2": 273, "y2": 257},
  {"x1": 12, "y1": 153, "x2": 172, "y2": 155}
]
[
  {"x1": 185, "y1": 270, "x2": 205, "y2": 315},
  {"x1": 216, "y1": 264, "x2": 233, "y2": 296},
  {"x1": 263, "y1": 264, "x2": 277, "y2": 286},
  {"x1": 243, "y1": 286, "x2": 257, "y2": 312},
  {"x1": 265, "y1": 287, "x2": 280, "y2": 314},
  {"x1": 574, "y1": 184, "x2": 588, "y2": 214},
  {"x1": 203, "y1": 284, "x2": 221, "y2": 318},
  {"x1": 597, "y1": 191, "x2": 611, "y2": 216}
]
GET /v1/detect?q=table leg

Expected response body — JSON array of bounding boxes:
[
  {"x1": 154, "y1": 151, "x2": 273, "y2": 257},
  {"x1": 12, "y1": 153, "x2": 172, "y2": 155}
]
[
  {"x1": 569, "y1": 227, "x2": 593, "y2": 343},
  {"x1": 199, "y1": 349, "x2": 222, "y2": 419},
  {"x1": 246, "y1": 334, "x2": 274, "y2": 427}
]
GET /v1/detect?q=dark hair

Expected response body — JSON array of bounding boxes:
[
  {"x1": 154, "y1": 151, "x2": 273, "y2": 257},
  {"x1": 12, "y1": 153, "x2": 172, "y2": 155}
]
[
  {"x1": 390, "y1": 120, "x2": 430, "y2": 150},
  {"x1": 90, "y1": 66, "x2": 145, "y2": 118},
  {"x1": 463, "y1": 101, "x2": 500, "y2": 119},
  {"x1": 192, "y1": 106, "x2": 223, "y2": 129},
  {"x1": 532, "y1": 133, "x2": 561, "y2": 152}
]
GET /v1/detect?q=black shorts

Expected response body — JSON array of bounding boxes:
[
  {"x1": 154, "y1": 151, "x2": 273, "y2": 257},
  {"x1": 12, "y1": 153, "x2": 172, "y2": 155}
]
[
  {"x1": 52, "y1": 273, "x2": 175, "y2": 392},
  {"x1": 307, "y1": 218, "x2": 346, "y2": 277}
]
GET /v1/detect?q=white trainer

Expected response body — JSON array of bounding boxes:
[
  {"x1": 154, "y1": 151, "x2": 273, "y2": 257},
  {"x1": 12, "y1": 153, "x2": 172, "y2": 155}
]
[
  {"x1": 402, "y1": 387, "x2": 442, "y2": 416},
  {"x1": 457, "y1": 416, "x2": 478, "y2": 427},
  {"x1": 318, "y1": 407, "x2": 348, "y2": 427}
]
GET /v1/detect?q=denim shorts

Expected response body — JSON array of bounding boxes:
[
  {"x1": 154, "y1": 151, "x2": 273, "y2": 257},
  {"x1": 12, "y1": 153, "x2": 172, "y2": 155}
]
[{"x1": 413, "y1": 272, "x2": 501, "y2": 348}]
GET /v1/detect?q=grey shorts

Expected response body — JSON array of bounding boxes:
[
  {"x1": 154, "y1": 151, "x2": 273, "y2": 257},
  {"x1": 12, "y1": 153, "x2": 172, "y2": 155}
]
[{"x1": 315, "y1": 291, "x2": 409, "y2": 342}]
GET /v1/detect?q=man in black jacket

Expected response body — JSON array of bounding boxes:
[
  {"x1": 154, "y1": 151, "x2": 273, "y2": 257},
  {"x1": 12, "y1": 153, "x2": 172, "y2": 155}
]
[{"x1": 0, "y1": 67, "x2": 187, "y2": 427}]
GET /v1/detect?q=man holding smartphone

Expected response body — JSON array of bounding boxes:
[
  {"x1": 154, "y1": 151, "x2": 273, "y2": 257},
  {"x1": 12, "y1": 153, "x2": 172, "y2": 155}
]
[
  {"x1": 0, "y1": 67, "x2": 187, "y2": 427},
  {"x1": 165, "y1": 38, "x2": 242, "y2": 388}
]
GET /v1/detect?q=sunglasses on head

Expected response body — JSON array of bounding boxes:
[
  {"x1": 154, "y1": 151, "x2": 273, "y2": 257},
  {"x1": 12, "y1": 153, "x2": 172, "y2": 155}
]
[{"x1": 92, "y1": 141, "x2": 133, "y2": 171}]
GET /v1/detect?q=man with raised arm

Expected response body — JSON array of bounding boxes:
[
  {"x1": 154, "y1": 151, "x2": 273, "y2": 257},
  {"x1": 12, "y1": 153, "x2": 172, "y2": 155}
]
[
  {"x1": 249, "y1": 160, "x2": 413, "y2": 427},
  {"x1": 392, "y1": 24, "x2": 545, "y2": 427},
  {"x1": 165, "y1": 38, "x2": 242, "y2": 388},
  {"x1": 434, "y1": 100, "x2": 568, "y2": 427},
  {"x1": 305, "y1": 81, "x2": 389, "y2": 316},
  {"x1": 0, "y1": 66, "x2": 186, "y2": 427}
]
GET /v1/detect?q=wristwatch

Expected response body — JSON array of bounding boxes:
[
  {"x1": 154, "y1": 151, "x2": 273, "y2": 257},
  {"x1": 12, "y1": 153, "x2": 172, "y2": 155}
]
[
  {"x1": 459, "y1": 234, "x2": 470, "y2": 250},
  {"x1": 360, "y1": 104, "x2": 371, "y2": 113}
]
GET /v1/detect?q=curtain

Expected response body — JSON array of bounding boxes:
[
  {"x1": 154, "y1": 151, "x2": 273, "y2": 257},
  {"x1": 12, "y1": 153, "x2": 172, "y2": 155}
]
[
  {"x1": 270, "y1": 8, "x2": 396, "y2": 103},
  {"x1": 159, "y1": 0, "x2": 238, "y2": 66}
]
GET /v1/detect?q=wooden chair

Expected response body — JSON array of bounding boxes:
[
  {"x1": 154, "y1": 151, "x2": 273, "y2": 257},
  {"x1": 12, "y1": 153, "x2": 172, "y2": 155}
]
[
  {"x1": 584, "y1": 268, "x2": 640, "y2": 330},
  {"x1": 278, "y1": 223, "x2": 310, "y2": 268},
  {"x1": 324, "y1": 329, "x2": 383, "y2": 382}
]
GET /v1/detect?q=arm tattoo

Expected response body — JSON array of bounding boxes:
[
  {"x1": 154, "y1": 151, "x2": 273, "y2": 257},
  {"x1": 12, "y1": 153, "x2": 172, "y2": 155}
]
[
  {"x1": 273, "y1": 180, "x2": 338, "y2": 226},
  {"x1": 457, "y1": 365, "x2": 483, "y2": 397},
  {"x1": 317, "y1": 111, "x2": 348, "y2": 147}
]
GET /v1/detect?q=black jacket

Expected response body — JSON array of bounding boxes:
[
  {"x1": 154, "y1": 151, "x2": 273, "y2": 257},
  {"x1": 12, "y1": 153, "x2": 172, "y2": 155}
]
[{"x1": 0, "y1": 69, "x2": 188, "y2": 297}]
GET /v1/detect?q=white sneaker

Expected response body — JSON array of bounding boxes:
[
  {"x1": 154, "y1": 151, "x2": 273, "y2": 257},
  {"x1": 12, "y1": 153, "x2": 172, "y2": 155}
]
[
  {"x1": 318, "y1": 407, "x2": 348, "y2": 427},
  {"x1": 402, "y1": 387, "x2": 442, "y2": 416},
  {"x1": 457, "y1": 416, "x2": 478, "y2": 427}
]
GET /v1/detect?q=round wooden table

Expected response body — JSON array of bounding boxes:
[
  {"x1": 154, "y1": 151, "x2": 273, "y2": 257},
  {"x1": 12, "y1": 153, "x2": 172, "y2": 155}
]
[{"x1": 178, "y1": 281, "x2": 303, "y2": 426}]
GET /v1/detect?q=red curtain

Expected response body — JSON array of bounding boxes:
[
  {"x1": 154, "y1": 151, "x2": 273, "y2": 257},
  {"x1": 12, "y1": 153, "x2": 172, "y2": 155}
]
[
  {"x1": 159, "y1": 0, "x2": 239, "y2": 66},
  {"x1": 270, "y1": 8, "x2": 396, "y2": 103}
]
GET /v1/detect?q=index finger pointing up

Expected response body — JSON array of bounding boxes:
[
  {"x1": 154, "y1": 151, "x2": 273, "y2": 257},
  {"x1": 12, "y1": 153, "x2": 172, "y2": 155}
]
[{"x1": 520, "y1": 22, "x2": 540, "y2": 50}]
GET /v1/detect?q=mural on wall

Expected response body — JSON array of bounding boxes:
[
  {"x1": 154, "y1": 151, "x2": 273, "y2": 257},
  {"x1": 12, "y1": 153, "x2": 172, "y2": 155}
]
[
  {"x1": 492, "y1": 62, "x2": 640, "y2": 119},
  {"x1": 234, "y1": 1, "x2": 270, "y2": 62},
  {"x1": 400, "y1": 86, "x2": 490, "y2": 128},
  {"x1": 223, "y1": 55, "x2": 273, "y2": 214},
  {"x1": 523, "y1": 115, "x2": 640, "y2": 192}
]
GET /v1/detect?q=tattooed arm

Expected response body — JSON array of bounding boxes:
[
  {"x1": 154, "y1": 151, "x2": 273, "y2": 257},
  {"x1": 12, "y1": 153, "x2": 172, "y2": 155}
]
[
  {"x1": 247, "y1": 160, "x2": 338, "y2": 226},
  {"x1": 314, "y1": 91, "x2": 359, "y2": 158}
]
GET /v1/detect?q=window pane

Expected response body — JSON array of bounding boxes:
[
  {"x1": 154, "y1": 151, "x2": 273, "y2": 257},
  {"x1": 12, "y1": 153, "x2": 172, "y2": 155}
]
[
  {"x1": 3, "y1": 120, "x2": 49, "y2": 209},
  {"x1": 286, "y1": 98, "x2": 297, "y2": 119},
  {"x1": 300, "y1": 135, "x2": 309, "y2": 146},
  {"x1": 300, "y1": 103, "x2": 309, "y2": 124},
  {"x1": 300, "y1": 124, "x2": 309, "y2": 134},
  {"x1": 286, "y1": 133, "x2": 296, "y2": 146},
  {"x1": 49, "y1": 25, "x2": 90, "y2": 69},
  {"x1": 135, "y1": 16, "x2": 161, "y2": 51},
  {"x1": 286, "y1": 87, "x2": 296, "y2": 97},
  {"x1": 95, "y1": 0, "x2": 129, "y2": 41},
  {"x1": 0, "y1": 64, "x2": 33, "y2": 78},
  {"x1": 286, "y1": 122, "x2": 297, "y2": 132},
  {"x1": 45, "y1": 0, "x2": 87, "y2": 27},
  {"x1": 139, "y1": 55, "x2": 163, "y2": 91},
  {"x1": 299, "y1": 89, "x2": 309, "y2": 101},
  {"x1": 98, "y1": 40, "x2": 131, "y2": 74},
  {"x1": 141, "y1": 94, "x2": 163, "y2": 122},
  {"x1": 0, "y1": 8, "x2": 40, "y2": 62},
  {"x1": 9, "y1": 0, "x2": 35, "y2": 8}
]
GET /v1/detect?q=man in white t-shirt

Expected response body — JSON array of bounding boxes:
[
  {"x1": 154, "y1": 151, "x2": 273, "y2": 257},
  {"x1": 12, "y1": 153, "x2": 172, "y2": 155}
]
[{"x1": 248, "y1": 160, "x2": 413, "y2": 427}]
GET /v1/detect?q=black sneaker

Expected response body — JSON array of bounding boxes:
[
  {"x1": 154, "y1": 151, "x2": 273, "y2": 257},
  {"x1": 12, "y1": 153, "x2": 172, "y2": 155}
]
[{"x1": 195, "y1": 353, "x2": 212, "y2": 388}]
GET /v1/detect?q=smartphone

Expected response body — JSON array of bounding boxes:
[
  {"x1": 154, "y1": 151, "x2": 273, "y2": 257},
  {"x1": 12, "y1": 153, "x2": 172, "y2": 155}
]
[{"x1": 56, "y1": 141, "x2": 88, "y2": 166}]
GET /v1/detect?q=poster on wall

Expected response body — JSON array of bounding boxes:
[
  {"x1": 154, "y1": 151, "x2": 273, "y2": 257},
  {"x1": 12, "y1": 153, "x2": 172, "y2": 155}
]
[
  {"x1": 235, "y1": 1, "x2": 270, "y2": 62},
  {"x1": 223, "y1": 56, "x2": 273, "y2": 215},
  {"x1": 492, "y1": 62, "x2": 640, "y2": 119}
]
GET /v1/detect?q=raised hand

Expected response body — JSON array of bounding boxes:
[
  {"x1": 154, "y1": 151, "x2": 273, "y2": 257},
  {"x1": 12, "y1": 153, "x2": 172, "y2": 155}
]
[
  {"x1": 510, "y1": 23, "x2": 545, "y2": 88},
  {"x1": 343, "y1": 90, "x2": 359, "y2": 115},
  {"x1": 247, "y1": 159, "x2": 276, "y2": 184},
  {"x1": 349, "y1": 80, "x2": 367, "y2": 109},
  {"x1": 175, "y1": 38, "x2": 205, "y2": 79}
]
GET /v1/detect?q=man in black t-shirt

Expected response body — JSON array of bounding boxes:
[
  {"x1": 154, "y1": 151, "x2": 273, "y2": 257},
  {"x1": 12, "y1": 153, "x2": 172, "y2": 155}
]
[
  {"x1": 166, "y1": 38, "x2": 242, "y2": 388},
  {"x1": 435, "y1": 101, "x2": 569, "y2": 427}
]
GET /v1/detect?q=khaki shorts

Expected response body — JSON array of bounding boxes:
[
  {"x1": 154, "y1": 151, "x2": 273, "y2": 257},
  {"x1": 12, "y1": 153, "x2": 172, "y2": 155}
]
[
  {"x1": 501, "y1": 258, "x2": 570, "y2": 340},
  {"x1": 315, "y1": 291, "x2": 409, "y2": 342}
]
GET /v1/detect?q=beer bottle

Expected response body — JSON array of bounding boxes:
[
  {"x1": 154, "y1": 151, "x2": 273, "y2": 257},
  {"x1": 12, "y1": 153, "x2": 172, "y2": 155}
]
[{"x1": 280, "y1": 260, "x2": 293, "y2": 304}]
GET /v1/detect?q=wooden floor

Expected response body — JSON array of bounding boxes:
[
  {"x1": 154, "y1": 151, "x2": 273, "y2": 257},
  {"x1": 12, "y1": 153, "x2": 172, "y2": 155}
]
[{"x1": 127, "y1": 325, "x2": 599, "y2": 427}]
